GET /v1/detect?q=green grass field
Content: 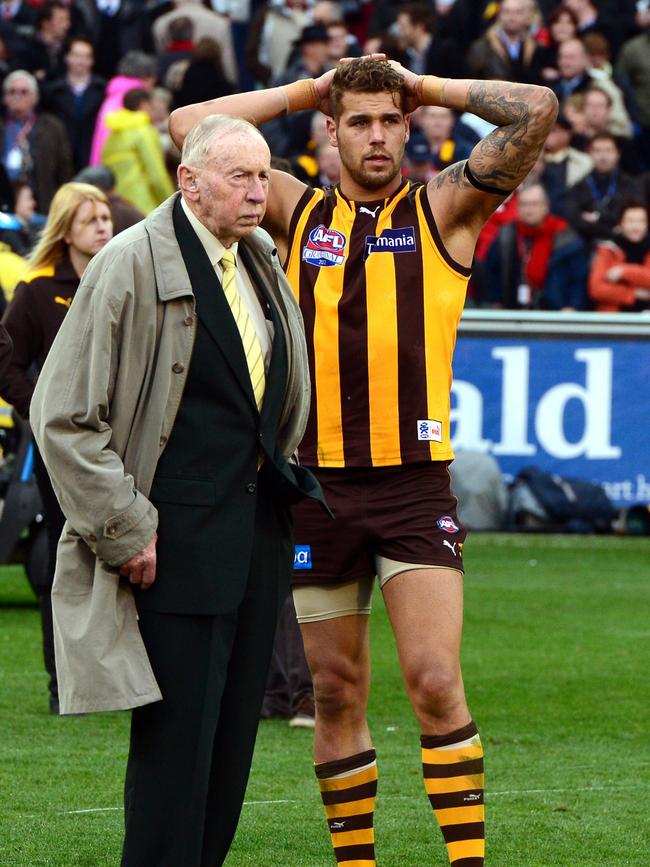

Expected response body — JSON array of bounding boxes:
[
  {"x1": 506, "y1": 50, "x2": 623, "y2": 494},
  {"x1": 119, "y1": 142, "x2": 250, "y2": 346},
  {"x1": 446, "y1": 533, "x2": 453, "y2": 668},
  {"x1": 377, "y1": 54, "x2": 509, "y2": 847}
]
[{"x1": 1, "y1": 533, "x2": 648, "y2": 866}]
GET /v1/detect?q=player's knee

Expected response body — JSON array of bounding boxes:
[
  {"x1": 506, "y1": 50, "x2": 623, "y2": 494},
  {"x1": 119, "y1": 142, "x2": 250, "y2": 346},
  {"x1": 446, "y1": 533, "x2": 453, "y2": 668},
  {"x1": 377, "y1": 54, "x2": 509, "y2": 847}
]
[
  {"x1": 407, "y1": 666, "x2": 462, "y2": 716},
  {"x1": 312, "y1": 662, "x2": 366, "y2": 718}
]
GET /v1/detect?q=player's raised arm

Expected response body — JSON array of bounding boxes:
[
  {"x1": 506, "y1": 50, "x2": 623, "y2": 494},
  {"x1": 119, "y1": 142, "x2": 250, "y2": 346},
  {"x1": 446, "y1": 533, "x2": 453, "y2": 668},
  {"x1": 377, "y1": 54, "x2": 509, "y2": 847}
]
[
  {"x1": 168, "y1": 70, "x2": 337, "y2": 253},
  {"x1": 391, "y1": 62, "x2": 558, "y2": 259}
]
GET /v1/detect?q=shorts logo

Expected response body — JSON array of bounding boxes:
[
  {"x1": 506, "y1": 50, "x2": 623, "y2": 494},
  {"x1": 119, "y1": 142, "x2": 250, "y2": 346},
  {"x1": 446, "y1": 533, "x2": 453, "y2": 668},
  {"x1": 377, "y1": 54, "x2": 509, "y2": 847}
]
[
  {"x1": 437, "y1": 516, "x2": 460, "y2": 534},
  {"x1": 294, "y1": 544, "x2": 312, "y2": 570},
  {"x1": 418, "y1": 419, "x2": 443, "y2": 442},
  {"x1": 364, "y1": 226, "x2": 416, "y2": 260},
  {"x1": 302, "y1": 225, "x2": 347, "y2": 267}
]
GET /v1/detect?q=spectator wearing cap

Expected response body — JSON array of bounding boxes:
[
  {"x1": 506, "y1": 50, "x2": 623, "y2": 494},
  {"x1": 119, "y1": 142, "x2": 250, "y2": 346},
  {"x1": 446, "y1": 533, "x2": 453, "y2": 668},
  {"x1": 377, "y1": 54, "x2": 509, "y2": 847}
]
[
  {"x1": 541, "y1": 111, "x2": 593, "y2": 216},
  {"x1": 153, "y1": 0, "x2": 237, "y2": 86},
  {"x1": 263, "y1": 25, "x2": 331, "y2": 158},
  {"x1": 74, "y1": 163, "x2": 143, "y2": 234},
  {"x1": 402, "y1": 132, "x2": 434, "y2": 184},
  {"x1": 483, "y1": 182, "x2": 588, "y2": 311}
]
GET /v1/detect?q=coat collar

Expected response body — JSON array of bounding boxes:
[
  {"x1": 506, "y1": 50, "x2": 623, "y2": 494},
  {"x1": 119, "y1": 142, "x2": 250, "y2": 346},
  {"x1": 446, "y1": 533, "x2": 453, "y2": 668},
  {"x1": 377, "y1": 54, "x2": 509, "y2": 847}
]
[{"x1": 144, "y1": 192, "x2": 279, "y2": 304}]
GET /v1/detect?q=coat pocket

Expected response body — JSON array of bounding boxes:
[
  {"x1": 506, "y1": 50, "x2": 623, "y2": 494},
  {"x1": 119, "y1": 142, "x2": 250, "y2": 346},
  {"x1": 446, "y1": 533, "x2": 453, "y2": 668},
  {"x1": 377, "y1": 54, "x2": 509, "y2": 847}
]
[{"x1": 149, "y1": 477, "x2": 216, "y2": 506}]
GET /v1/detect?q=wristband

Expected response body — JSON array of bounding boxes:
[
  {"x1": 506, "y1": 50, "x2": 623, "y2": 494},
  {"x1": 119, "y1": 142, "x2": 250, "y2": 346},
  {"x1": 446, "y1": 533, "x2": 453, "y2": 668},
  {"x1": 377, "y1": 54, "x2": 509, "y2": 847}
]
[
  {"x1": 418, "y1": 75, "x2": 450, "y2": 107},
  {"x1": 282, "y1": 79, "x2": 320, "y2": 115}
]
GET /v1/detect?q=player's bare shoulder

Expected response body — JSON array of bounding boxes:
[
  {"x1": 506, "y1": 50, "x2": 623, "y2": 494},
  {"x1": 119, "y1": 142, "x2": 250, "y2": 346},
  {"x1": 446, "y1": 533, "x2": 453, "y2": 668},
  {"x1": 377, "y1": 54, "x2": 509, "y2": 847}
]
[{"x1": 263, "y1": 169, "x2": 311, "y2": 262}]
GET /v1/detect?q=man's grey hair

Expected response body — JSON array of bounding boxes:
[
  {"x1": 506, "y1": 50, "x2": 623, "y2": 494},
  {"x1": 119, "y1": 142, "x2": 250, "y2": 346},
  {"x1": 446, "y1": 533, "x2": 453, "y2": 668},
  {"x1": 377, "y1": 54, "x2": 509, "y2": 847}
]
[
  {"x1": 117, "y1": 50, "x2": 158, "y2": 80},
  {"x1": 181, "y1": 115, "x2": 267, "y2": 168},
  {"x1": 3, "y1": 70, "x2": 38, "y2": 96}
]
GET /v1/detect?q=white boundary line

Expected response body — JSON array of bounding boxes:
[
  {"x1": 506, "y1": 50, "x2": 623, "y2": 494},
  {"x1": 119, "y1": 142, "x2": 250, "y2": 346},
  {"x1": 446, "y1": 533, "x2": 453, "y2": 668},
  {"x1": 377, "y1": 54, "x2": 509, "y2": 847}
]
[{"x1": 54, "y1": 784, "x2": 643, "y2": 817}]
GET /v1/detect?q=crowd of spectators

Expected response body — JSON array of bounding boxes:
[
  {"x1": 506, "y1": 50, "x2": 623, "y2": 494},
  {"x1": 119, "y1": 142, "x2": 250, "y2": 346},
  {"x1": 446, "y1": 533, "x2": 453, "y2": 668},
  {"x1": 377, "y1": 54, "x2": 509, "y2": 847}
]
[{"x1": 0, "y1": 0, "x2": 648, "y2": 312}]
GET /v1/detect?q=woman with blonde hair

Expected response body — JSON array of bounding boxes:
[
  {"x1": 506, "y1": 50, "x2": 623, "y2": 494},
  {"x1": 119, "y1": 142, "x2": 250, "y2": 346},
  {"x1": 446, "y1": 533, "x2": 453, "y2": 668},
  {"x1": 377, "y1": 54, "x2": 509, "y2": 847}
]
[{"x1": 0, "y1": 181, "x2": 112, "y2": 713}]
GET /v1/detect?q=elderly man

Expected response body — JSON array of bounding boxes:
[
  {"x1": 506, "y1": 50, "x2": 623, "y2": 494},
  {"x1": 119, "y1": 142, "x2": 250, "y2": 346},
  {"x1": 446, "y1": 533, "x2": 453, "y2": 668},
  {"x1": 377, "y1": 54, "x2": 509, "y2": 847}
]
[
  {"x1": 0, "y1": 69, "x2": 73, "y2": 211},
  {"x1": 30, "y1": 115, "x2": 324, "y2": 867}
]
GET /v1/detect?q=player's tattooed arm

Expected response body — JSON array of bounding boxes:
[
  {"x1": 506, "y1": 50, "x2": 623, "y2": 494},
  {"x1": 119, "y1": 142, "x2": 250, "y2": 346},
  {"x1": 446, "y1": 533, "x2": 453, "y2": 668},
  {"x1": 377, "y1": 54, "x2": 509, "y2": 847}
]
[{"x1": 463, "y1": 81, "x2": 558, "y2": 193}]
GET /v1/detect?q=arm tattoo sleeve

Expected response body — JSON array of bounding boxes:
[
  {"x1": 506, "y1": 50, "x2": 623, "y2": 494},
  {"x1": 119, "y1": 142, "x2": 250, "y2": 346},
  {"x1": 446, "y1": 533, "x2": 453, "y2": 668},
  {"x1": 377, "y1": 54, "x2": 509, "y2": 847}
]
[{"x1": 463, "y1": 81, "x2": 558, "y2": 193}]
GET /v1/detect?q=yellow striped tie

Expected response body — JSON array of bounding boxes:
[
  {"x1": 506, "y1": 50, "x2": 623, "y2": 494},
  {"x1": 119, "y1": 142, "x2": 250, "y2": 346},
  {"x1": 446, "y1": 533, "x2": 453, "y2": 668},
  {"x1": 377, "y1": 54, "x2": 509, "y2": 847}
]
[{"x1": 220, "y1": 250, "x2": 266, "y2": 411}]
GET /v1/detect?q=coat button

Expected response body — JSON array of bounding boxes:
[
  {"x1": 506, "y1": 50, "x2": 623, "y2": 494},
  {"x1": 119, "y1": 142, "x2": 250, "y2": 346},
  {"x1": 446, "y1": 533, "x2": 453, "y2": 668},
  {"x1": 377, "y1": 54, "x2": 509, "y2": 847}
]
[
  {"x1": 88, "y1": 533, "x2": 97, "y2": 542},
  {"x1": 172, "y1": 362, "x2": 184, "y2": 373},
  {"x1": 246, "y1": 483, "x2": 256, "y2": 493},
  {"x1": 159, "y1": 435, "x2": 167, "y2": 446},
  {"x1": 106, "y1": 525, "x2": 117, "y2": 538},
  {"x1": 183, "y1": 315, "x2": 193, "y2": 326}
]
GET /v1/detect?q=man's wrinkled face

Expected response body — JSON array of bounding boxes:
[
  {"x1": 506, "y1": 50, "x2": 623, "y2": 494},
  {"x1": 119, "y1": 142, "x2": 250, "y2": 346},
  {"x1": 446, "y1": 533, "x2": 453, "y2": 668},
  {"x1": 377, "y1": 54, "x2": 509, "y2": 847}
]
[
  {"x1": 328, "y1": 90, "x2": 408, "y2": 192},
  {"x1": 189, "y1": 131, "x2": 271, "y2": 246}
]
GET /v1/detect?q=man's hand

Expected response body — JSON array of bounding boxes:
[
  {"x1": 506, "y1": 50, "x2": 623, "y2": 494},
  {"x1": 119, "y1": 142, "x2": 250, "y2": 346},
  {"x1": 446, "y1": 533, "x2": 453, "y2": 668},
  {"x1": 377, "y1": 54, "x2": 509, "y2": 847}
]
[
  {"x1": 313, "y1": 67, "x2": 337, "y2": 116},
  {"x1": 606, "y1": 265, "x2": 624, "y2": 282},
  {"x1": 386, "y1": 59, "x2": 424, "y2": 113},
  {"x1": 119, "y1": 534, "x2": 157, "y2": 591}
]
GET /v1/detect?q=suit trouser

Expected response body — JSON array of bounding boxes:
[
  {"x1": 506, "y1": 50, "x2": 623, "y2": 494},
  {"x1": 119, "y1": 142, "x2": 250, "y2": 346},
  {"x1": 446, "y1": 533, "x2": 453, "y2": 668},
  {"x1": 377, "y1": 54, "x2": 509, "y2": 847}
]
[
  {"x1": 32, "y1": 444, "x2": 65, "y2": 702},
  {"x1": 121, "y1": 491, "x2": 292, "y2": 867}
]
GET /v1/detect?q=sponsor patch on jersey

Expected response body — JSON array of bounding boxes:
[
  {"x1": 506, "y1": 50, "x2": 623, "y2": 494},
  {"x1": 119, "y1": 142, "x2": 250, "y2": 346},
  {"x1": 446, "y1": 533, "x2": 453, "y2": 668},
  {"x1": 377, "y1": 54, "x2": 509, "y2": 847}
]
[
  {"x1": 302, "y1": 225, "x2": 347, "y2": 267},
  {"x1": 364, "y1": 226, "x2": 416, "y2": 260},
  {"x1": 437, "y1": 516, "x2": 460, "y2": 534},
  {"x1": 417, "y1": 419, "x2": 443, "y2": 442},
  {"x1": 294, "y1": 544, "x2": 313, "y2": 570}
]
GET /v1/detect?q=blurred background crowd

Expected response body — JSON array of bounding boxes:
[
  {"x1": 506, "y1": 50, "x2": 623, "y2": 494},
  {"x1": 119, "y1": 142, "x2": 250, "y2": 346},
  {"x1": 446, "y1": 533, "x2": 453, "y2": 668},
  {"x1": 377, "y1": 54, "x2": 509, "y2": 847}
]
[{"x1": 0, "y1": 0, "x2": 645, "y2": 311}]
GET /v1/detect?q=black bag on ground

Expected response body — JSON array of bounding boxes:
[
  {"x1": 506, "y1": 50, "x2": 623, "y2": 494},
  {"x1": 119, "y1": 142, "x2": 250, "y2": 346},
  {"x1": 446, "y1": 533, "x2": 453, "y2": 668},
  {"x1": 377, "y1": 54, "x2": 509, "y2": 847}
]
[{"x1": 508, "y1": 466, "x2": 616, "y2": 533}]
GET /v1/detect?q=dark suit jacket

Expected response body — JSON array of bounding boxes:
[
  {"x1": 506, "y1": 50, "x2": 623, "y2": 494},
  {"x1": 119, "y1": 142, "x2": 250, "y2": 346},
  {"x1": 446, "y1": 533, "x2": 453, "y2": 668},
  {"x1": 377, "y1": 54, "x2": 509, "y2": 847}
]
[
  {"x1": 0, "y1": 322, "x2": 11, "y2": 377},
  {"x1": 136, "y1": 199, "x2": 324, "y2": 615},
  {"x1": 42, "y1": 75, "x2": 106, "y2": 171}
]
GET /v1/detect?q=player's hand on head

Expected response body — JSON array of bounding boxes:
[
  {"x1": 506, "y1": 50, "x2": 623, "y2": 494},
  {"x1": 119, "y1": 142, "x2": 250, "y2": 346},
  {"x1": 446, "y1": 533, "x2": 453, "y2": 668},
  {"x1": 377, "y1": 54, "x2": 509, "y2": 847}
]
[
  {"x1": 386, "y1": 59, "x2": 422, "y2": 113},
  {"x1": 313, "y1": 67, "x2": 337, "y2": 116}
]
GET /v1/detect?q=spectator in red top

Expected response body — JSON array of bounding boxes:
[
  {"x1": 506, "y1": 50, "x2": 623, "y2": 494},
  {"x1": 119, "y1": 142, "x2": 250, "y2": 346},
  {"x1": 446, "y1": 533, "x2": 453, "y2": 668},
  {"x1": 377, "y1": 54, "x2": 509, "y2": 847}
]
[{"x1": 589, "y1": 201, "x2": 650, "y2": 311}]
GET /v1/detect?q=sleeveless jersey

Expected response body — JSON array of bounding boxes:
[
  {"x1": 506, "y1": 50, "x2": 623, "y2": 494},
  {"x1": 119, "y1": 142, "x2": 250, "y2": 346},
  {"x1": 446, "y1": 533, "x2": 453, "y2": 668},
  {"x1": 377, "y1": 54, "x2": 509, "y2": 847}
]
[{"x1": 285, "y1": 178, "x2": 471, "y2": 468}]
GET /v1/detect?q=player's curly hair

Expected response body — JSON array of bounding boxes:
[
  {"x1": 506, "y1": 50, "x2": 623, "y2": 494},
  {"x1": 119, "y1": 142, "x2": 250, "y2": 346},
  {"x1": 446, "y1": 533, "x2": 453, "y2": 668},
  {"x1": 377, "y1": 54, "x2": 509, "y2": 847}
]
[{"x1": 330, "y1": 58, "x2": 405, "y2": 118}]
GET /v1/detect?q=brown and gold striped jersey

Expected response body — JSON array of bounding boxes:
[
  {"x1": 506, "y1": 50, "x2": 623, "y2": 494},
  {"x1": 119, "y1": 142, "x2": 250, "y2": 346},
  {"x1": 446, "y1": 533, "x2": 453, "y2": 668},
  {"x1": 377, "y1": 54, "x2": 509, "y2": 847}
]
[{"x1": 285, "y1": 178, "x2": 471, "y2": 468}]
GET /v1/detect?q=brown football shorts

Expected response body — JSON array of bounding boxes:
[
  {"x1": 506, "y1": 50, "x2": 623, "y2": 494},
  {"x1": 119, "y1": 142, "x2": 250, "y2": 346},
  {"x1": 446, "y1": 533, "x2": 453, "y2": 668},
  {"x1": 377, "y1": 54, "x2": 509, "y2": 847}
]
[{"x1": 291, "y1": 461, "x2": 466, "y2": 587}]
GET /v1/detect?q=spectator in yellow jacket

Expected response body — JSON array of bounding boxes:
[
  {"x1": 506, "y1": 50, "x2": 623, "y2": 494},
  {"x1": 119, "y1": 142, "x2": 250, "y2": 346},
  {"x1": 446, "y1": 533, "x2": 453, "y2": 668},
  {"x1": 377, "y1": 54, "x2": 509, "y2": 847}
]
[{"x1": 101, "y1": 88, "x2": 174, "y2": 215}]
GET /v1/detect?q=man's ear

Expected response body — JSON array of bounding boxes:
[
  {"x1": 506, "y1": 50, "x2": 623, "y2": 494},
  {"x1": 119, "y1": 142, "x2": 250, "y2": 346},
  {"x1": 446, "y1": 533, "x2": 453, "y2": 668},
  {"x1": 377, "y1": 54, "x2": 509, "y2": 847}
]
[
  {"x1": 326, "y1": 116, "x2": 338, "y2": 148},
  {"x1": 178, "y1": 164, "x2": 199, "y2": 198}
]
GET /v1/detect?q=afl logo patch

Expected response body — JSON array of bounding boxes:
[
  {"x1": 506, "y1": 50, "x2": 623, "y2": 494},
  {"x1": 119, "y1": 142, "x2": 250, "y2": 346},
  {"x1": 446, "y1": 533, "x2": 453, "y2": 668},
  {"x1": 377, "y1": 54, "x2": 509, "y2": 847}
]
[
  {"x1": 437, "y1": 516, "x2": 460, "y2": 534},
  {"x1": 302, "y1": 225, "x2": 347, "y2": 267}
]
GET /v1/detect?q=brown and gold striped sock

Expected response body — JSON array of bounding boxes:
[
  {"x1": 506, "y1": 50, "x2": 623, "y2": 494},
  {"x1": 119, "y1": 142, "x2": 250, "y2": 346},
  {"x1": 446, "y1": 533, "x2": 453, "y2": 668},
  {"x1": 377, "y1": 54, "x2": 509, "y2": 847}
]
[
  {"x1": 421, "y1": 720, "x2": 484, "y2": 866},
  {"x1": 315, "y1": 748, "x2": 378, "y2": 866}
]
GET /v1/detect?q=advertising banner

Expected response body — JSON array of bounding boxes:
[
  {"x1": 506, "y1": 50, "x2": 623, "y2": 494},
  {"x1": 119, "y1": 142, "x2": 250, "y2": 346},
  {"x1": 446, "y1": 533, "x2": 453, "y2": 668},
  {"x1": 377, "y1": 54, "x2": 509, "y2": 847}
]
[{"x1": 452, "y1": 322, "x2": 650, "y2": 506}]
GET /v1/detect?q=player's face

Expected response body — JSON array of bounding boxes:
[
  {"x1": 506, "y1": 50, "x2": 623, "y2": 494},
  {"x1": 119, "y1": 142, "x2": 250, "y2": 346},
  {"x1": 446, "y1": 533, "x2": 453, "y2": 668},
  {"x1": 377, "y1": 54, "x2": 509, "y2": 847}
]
[{"x1": 328, "y1": 91, "x2": 408, "y2": 195}]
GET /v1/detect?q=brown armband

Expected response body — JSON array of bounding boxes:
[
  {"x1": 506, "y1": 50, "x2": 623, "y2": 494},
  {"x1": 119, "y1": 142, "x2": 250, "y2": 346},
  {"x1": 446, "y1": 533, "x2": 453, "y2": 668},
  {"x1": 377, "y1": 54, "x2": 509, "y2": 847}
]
[
  {"x1": 282, "y1": 79, "x2": 320, "y2": 115},
  {"x1": 417, "y1": 75, "x2": 450, "y2": 107}
]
